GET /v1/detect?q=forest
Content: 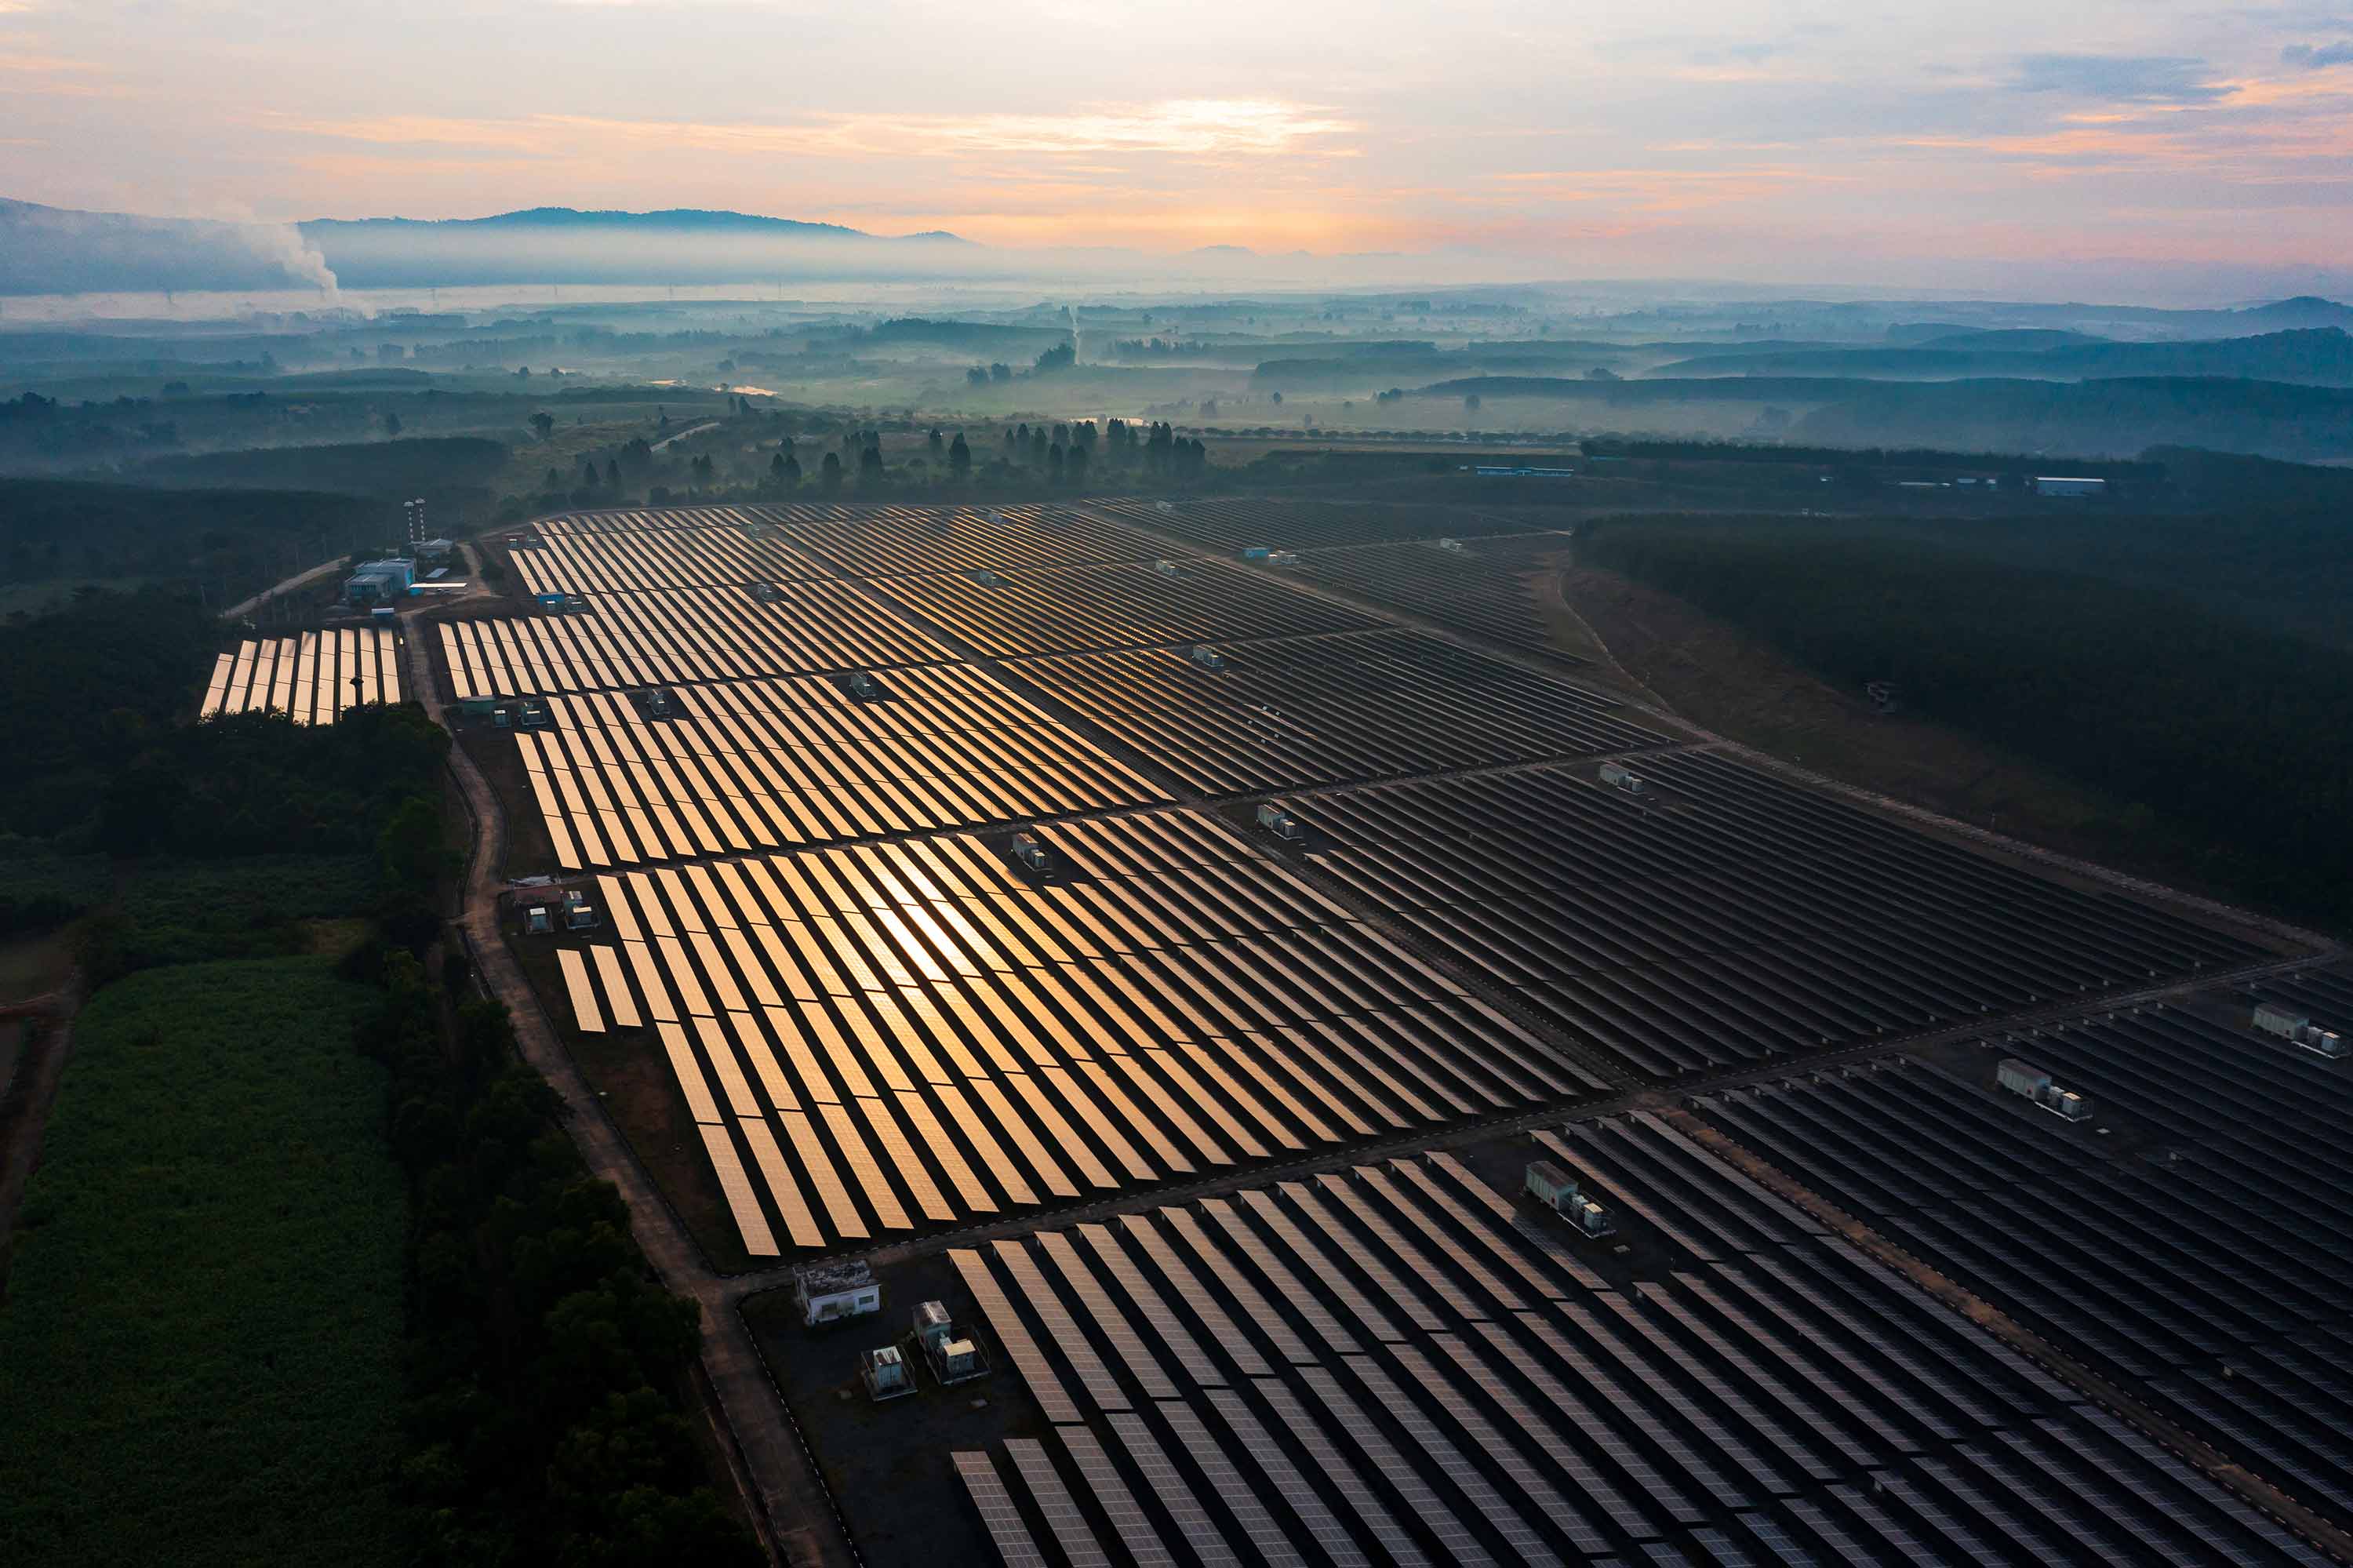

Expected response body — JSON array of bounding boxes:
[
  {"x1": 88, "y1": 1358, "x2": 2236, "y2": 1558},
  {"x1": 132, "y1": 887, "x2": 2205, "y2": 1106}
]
[
  {"x1": 0, "y1": 483, "x2": 388, "y2": 609},
  {"x1": 361, "y1": 956, "x2": 759, "y2": 1566},
  {"x1": 0, "y1": 956, "x2": 409, "y2": 1568},
  {"x1": 1580, "y1": 518, "x2": 2353, "y2": 927}
]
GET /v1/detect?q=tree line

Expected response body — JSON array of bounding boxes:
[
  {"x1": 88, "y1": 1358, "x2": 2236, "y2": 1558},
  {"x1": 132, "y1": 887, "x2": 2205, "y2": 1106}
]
[
  {"x1": 358, "y1": 953, "x2": 759, "y2": 1566},
  {"x1": 1581, "y1": 518, "x2": 2353, "y2": 927}
]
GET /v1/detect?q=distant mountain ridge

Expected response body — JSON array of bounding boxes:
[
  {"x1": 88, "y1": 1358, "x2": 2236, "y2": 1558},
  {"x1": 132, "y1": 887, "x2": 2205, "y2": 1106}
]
[
  {"x1": 297, "y1": 206, "x2": 968, "y2": 243},
  {"x1": 0, "y1": 198, "x2": 973, "y2": 294}
]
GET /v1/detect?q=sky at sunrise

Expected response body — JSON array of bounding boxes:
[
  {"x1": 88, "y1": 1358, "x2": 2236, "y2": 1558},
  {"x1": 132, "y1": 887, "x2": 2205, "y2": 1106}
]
[{"x1": 5, "y1": 0, "x2": 2351, "y2": 286}]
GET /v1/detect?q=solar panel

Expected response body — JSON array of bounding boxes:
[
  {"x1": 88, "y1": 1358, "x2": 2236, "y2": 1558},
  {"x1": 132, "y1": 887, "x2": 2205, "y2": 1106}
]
[
  {"x1": 952, "y1": 1450, "x2": 1054, "y2": 1568},
  {"x1": 695, "y1": 1123, "x2": 778, "y2": 1257},
  {"x1": 1351, "y1": 1349, "x2": 1572, "y2": 1561},
  {"x1": 818, "y1": 1100, "x2": 912, "y2": 1230},
  {"x1": 1055, "y1": 1425, "x2": 1179, "y2": 1568},
  {"x1": 1734, "y1": 1510, "x2": 1823, "y2": 1566},
  {"x1": 763, "y1": 1110, "x2": 856, "y2": 1243},
  {"x1": 1427, "y1": 1333, "x2": 1660, "y2": 1540},
  {"x1": 989, "y1": 1239, "x2": 1133, "y2": 1411},
  {"x1": 1500, "y1": 1312, "x2": 1737, "y2": 1515},
  {"x1": 1602, "y1": 1288, "x2": 1835, "y2": 1483},
  {"x1": 947, "y1": 1248, "x2": 1082, "y2": 1424},
  {"x1": 656, "y1": 1020, "x2": 723, "y2": 1123},
  {"x1": 1262, "y1": 1183, "x2": 1435, "y2": 1334},
  {"x1": 2061, "y1": 1412, "x2": 2331, "y2": 1567},
  {"x1": 1297, "y1": 1364, "x2": 1499, "y2": 1568},
  {"x1": 1686, "y1": 1524, "x2": 1762, "y2": 1566},
  {"x1": 1424, "y1": 1149, "x2": 1612, "y2": 1291},
  {"x1": 1385, "y1": 1158, "x2": 1570, "y2": 1301},
  {"x1": 1115, "y1": 1214, "x2": 1277, "y2": 1377},
  {"x1": 1563, "y1": 1296, "x2": 1798, "y2": 1497},
  {"x1": 734, "y1": 1115, "x2": 823, "y2": 1249},
  {"x1": 1869, "y1": 1470, "x2": 2009, "y2": 1566},
  {"x1": 1684, "y1": 1267, "x2": 1938, "y2": 1450},
  {"x1": 1153, "y1": 1208, "x2": 1318, "y2": 1368},
  {"x1": 1199, "y1": 1198, "x2": 1363, "y2": 1354},
  {"x1": 1000, "y1": 1437, "x2": 1113, "y2": 1568},
  {"x1": 1313, "y1": 1170, "x2": 1486, "y2": 1320},
  {"x1": 556, "y1": 948, "x2": 605, "y2": 1031},
  {"x1": 1780, "y1": 1493, "x2": 1888, "y2": 1565},
  {"x1": 1072, "y1": 1223, "x2": 1224, "y2": 1387},
  {"x1": 1238, "y1": 1379, "x2": 1427, "y2": 1568},
  {"x1": 1036, "y1": 1231, "x2": 1179, "y2": 1399},
  {"x1": 1153, "y1": 1399, "x2": 1317, "y2": 1568},
  {"x1": 1104, "y1": 1411, "x2": 1244, "y2": 1567}
]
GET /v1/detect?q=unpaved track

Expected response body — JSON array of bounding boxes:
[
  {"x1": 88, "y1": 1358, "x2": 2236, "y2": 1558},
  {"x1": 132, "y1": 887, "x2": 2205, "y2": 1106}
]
[{"x1": 404, "y1": 621, "x2": 849, "y2": 1568}]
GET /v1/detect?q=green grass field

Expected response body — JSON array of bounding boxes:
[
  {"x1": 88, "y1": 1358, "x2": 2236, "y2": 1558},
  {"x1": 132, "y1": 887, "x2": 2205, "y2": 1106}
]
[{"x1": 0, "y1": 957, "x2": 405, "y2": 1568}]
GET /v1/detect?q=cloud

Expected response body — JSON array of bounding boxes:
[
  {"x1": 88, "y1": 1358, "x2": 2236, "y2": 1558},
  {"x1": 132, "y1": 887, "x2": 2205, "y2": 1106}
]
[
  {"x1": 2282, "y1": 40, "x2": 2353, "y2": 68},
  {"x1": 2009, "y1": 53, "x2": 2227, "y2": 103},
  {"x1": 278, "y1": 100, "x2": 1358, "y2": 163}
]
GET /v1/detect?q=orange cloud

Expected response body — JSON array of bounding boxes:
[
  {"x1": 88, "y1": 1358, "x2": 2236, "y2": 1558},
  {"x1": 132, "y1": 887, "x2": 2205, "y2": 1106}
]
[{"x1": 271, "y1": 100, "x2": 1359, "y2": 163}]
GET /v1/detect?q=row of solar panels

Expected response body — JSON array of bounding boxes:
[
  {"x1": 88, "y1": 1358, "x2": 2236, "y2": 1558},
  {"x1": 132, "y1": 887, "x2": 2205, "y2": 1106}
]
[
  {"x1": 1091, "y1": 497, "x2": 1544, "y2": 555},
  {"x1": 1689, "y1": 993, "x2": 2353, "y2": 1534},
  {"x1": 534, "y1": 501, "x2": 1158, "y2": 579},
  {"x1": 1011, "y1": 628, "x2": 1660, "y2": 797},
  {"x1": 548, "y1": 812, "x2": 1600, "y2": 1252},
  {"x1": 510, "y1": 668, "x2": 1166, "y2": 871},
  {"x1": 435, "y1": 580, "x2": 951, "y2": 699},
  {"x1": 937, "y1": 1131, "x2": 2324, "y2": 1566},
  {"x1": 198, "y1": 628, "x2": 403, "y2": 722},
  {"x1": 745, "y1": 502, "x2": 1166, "y2": 580},
  {"x1": 1287, "y1": 755, "x2": 2264, "y2": 1080},
  {"x1": 1279, "y1": 538, "x2": 1587, "y2": 662},
  {"x1": 867, "y1": 559, "x2": 1390, "y2": 660},
  {"x1": 511, "y1": 521, "x2": 831, "y2": 596}
]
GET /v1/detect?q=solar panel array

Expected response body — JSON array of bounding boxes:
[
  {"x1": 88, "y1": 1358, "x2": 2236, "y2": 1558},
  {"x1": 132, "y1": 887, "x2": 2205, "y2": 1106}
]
[
  {"x1": 868, "y1": 560, "x2": 1391, "y2": 659},
  {"x1": 751, "y1": 501, "x2": 1165, "y2": 577},
  {"x1": 1287, "y1": 537, "x2": 1587, "y2": 661},
  {"x1": 198, "y1": 628, "x2": 404, "y2": 722},
  {"x1": 943, "y1": 1129, "x2": 2325, "y2": 1566},
  {"x1": 1694, "y1": 1002, "x2": 2353, "y2": 1537},
  {"x1": 435, "y1": 581, "x2": 952, "y2": 697},
  {"x1": 511, "y1": 668, "x2": 1169, "y2": 871},
  {"x1": 420, "y1": 503, "x2": 2347, "y2": 1568},
  {"x1": 558, "y1": 812, "x2": 1602, "y2": 1253},
  {"x1": 1013, "y1": 628, "x2": 1660, "y2": 795},
  {"x1": 1289, "y1": 753, "x2": 2265, "y2": 1079},
  {"x1": 518, "y1": 511, "x2": 833, "y2": 593},
  {"x1": 1090, "y1": 497, "x2": 1550, "y2": 553}
]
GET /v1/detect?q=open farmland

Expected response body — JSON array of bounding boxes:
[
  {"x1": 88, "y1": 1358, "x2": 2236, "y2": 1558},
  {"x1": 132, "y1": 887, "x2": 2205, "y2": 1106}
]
[{"x1": 1013, "y1": 628, "x2": 1660, "y2": 795}]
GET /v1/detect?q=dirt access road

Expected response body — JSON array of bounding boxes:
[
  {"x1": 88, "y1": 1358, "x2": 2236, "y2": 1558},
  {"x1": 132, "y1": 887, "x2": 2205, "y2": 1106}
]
[{"x1": 402, "y1": 624, "x2": 852, "y2": 1568}]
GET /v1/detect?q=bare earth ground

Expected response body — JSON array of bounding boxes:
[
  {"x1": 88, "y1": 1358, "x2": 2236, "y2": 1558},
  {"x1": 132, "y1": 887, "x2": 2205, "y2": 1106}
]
[{"x1": 1558, "y1": 561, "x2": 2137, "y2": 863}]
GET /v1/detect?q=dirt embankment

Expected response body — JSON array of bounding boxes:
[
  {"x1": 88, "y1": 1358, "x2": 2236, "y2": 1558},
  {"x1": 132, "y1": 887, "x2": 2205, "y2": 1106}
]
[{"x1": 1557, "y1": 561, "x2": 2133, "y2": 862}]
